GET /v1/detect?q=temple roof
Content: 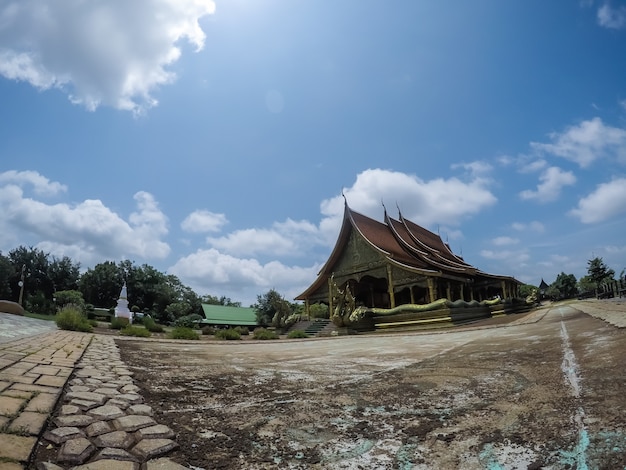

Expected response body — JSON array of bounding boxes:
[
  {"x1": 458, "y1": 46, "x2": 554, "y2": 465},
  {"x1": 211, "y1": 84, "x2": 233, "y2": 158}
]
[{"x1": 295, "y1": 202, "x2": 519, "y2": 300}]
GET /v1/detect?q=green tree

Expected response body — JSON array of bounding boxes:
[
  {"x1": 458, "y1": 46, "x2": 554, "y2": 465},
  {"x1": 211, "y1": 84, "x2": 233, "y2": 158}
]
[
  {"x1": 48, "y1": 256, "x2": 81, "y2": 292},
  {"x1": 551, "y1": 272, "x2": 578, "y2": 300},
  {"x1": 54, "y1": 290, "x2": 85, "y2": 310},
  {"x1": 8, "y1": 246, "x2": 54, "y2": 312},
  {"x1": 587, "y1": 257, "x2": 615, "y2": 286},
  {"x1": 200, "y1": 294, "x2": 241, "y2": 307},
  {"x1": 79, "y1": 261, "x2": 124, "y2": 307},
  {"x1": 254, "y1": 289, "x2": 285, "y2": 326},
  {"x1": 519, "y1": 284, "x2": 538, "y2": 299},
  {"x1": 577, "y1": 275, "x2": 596, "y2": 295},
  {"x1": 0, "y1": 252, "x2": 13, "y2": 300}
]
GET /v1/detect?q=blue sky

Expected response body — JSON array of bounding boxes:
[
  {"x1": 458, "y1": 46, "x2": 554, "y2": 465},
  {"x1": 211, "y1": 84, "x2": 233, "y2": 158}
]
[{"x1": 1, "y1": 0, "x2": 625, "y2": 306}]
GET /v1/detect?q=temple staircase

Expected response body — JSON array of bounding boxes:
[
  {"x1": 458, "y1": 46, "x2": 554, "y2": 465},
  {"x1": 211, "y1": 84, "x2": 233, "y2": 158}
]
[{"x1": 288, "y1": 318, "x2": 336, "y2": 337}]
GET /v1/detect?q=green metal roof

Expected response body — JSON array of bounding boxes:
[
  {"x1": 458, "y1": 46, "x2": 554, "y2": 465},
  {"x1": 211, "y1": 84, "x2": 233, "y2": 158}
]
[{"x1": 200, "y1": 304, "x2": 258, "y2": 326}]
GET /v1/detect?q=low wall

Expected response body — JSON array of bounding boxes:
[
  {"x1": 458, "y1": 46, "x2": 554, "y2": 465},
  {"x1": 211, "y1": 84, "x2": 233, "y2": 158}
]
[{"x1": 0, "y1": 300, "x2": 25, "y2": 316}]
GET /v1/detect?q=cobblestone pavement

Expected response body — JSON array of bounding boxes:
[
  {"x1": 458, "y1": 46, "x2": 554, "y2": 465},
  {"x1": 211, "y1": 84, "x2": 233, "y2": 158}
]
[{"x1": 0, "y1": 313, "x2": 185, "y2": 470}]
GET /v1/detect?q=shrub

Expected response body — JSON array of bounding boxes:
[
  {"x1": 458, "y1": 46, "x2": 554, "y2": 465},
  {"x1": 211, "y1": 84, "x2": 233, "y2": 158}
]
[
  {"x1": 201, "y1": 326, "x2": 216, "y2": 335},
  {"x1": 120, "y1": 326, "x2": 152, "y2": 338},
  {"x1": 173, "y1": 314, "x2": 203, "y2": 329},
  {"x1": 253, "y1": 328, "x2": 279, "y2": 340},
  {"x1": 55, "y1": 305, "x2": 93, "y2": 332},
  {"x1": 110, "y1": 317, "x2": 130, "y2": 330},
  {"x1": 235, "y1": 326, "x2": 249, "y2": 336},
  {"x1": 143, "y1": 316, "x2": 164, "y2": 333},
  {"x1": 169, "y1": 326, "x2": 199, "y2": 340},
  {"x1": 287, "y1": 329, "x2": 309, "y2": 339},
  {"x1": 215, "y1": 328, "x2": 241, "y2": 340}
]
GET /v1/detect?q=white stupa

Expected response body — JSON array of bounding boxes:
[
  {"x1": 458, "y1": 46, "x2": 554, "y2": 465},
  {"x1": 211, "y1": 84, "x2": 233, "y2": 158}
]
[{"x1": 115, "y1": 282, "x2": 131, "y2": 320}]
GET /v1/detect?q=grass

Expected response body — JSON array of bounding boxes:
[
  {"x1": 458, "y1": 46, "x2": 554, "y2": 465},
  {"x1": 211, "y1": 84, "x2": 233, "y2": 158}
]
[
  {"x1": 120, "y1": 326, "x2": 152, "y2": 337},
  {"x1": 287, "y1": 329, "x2": 309, "y2": 339},
  {"x1": 24, "y1": 312, "x2": 56, "y2": 321},
  {"x1": 55, "y1": 305, "x2": 93, "y2": 332},
  {"x1": 253, "y1": 328, "x2": 280, "y2": 340},
  {"x1": 214, "y1": 328, "x2": 241, "y2": 340},
  {"x1": 110, "y1": 317, "x2": 130, "y2": 330},
  {"x1": 169, "y1": 326, "x2": 199, "y2": 340}
]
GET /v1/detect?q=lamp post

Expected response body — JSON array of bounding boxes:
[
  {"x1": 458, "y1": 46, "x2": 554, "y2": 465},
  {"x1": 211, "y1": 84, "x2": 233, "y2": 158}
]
[{"x1": 18, "y1": 264, "x2": 26, "y2": 306}]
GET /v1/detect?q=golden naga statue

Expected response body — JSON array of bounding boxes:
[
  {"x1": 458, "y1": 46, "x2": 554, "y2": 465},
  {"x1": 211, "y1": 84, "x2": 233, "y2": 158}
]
[{"x1": 329, "y1": 276, "x2": 356, "y2": 327}]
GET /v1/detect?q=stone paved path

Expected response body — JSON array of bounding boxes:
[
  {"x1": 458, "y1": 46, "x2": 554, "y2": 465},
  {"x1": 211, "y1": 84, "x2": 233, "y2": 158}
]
[
  {"x1": 0, "y1": 314, "x2": 58, "y2": 344},
  {"x1": 0, "y1": 313, "x2": 185, "y2": 470}
]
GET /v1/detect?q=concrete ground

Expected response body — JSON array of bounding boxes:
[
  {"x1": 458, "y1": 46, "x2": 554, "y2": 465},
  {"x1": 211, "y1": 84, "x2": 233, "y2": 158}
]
[{"x1": 0, "y1": 298, "x2": 624, "y2": 469}]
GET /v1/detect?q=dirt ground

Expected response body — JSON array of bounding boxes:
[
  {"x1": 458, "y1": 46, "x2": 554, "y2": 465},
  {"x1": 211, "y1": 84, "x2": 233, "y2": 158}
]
[{"x1": 117, "y1": 301, "x2": 626, "y2": 469}]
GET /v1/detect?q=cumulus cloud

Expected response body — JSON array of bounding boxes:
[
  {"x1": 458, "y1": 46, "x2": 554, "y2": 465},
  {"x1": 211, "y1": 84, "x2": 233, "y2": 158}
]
[
  {"x1": 319, "y1": 168, "x2": 497, "y2": 239},
  {"x1": 181, "y1": 210, "x2": 228, "y2": 233},
  {"x1": 168, "y1": 248, "x2": 319, "y2": 306},
  {"x1": 597, "y1": 3, "x2": 626, "y2": 29},
  {"x1": 530, "y1": 118, "x2": 626, "y2": 167},
  {"x1": 0, "y1": 0, "x2": 215, "y2": 113},
  {"x1": 480, "y1": 249, "x2": 530, "y2": 267},
  {"x1": 0, "y1": 173, "x2": 170, "y2": 264},
  {"x1": 569, "y1": 177, "x2": 626, "y2": 223},
  {"x1": 0, "y1": 170, "x2": 67, "y2": 196},
  {"x1": 206, "y1": 218, "x2": 322, "y2": 258},
  {"x1": 512, "y1": 221, "x2": 545, "y2": 233},
  {"x1": 519, "y1": 166, "x2": 577, "y2": 202},
  {"x1": 492, "y1": 236, "x2": 519, "y2": 246}
]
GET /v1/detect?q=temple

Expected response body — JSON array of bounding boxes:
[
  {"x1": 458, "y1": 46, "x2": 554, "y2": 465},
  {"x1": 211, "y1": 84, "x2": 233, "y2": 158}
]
[{"x1": 296, "y1": 202, "x2": 523, "y2": 328}]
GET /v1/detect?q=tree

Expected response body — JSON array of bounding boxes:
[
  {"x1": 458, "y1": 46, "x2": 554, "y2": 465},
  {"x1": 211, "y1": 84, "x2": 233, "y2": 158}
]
[
  {"x1": 0, "y1": 252, "x2": 13, "y2": 300},
  {"x1": 48, "y1": 256, "x2": 80, "y2": 292},
  {"x1": 587, "y1": 257, "x2": 615, "y2": 286},
  {"x1": 254, "y1": 289, "x2": 286, "y2": 326},
  {"x1": 200, "y1": 294, "x2": 241, "y2": 307},
  {"x1": 8, "y1": 246, "x2": 55, "y2": 312},
  {"x1": 519, "y1": 284, "x2": 538, "y2": 299},
  {"x1": 577, "y1": 275, "x2": 596, "y2": 296},
  {"x1": 79, "y1": 261, "x2": 123, "y2": 307},
  {"x1": 54, "y1": 290, "x2": 85, "y2": 310},
  {"x1": 551, "y1": 272, "x2": 578, "y2": 300}
]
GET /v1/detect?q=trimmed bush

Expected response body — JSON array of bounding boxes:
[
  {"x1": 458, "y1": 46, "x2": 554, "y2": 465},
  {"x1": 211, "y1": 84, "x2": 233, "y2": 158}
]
[
  {"x1": 120, "y1": 326, "x2": 152, "y2": 337},
  {"x1": 143, "y1": 316, "x2": 164, "y2": 333},
  {"x1": 55, "y1": 305, "x2": 93, "y2": 332},
  {"x1": 173, "y1": 314, "x2": 203, "y2": 329},
  {"x1": 215, "y1": 328, "x2": 241, "y2": 340},
  {"x1": 287, "y1": 329, "x2": 309, "y2": 339},
  {"x1": 169, "y1": 326, "x2": 199, "y2": 340},
  {"x1": 235, "y1": 326, "x2": 250, "y2": 336},
  {"x1": 110, "y1": 317, "x2": 130, "y2": 330},
  {"x1": 253, "y1": 328, "x2": 279, "y2": 340},
  {"x1": 201, "y1": 326, "x2": 216, "y2": 335}
]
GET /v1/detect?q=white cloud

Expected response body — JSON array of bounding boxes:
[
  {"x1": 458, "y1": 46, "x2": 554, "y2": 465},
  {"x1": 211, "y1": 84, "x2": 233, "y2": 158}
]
[
  {"x1": 0, "y1": 175, "x2": 170, "y2": 264},
  {"x1": 0, "y1": 170, "x2": 67, "y2": 196},
  {"x1": 168, "y1": 248, "x2": 319, "y2": 306},
  {"x1": 181, "y1": 210, "x2": 228, "y2": 233},
  {"x1": 512, "y1": 221, "x2": 545, "y2": 233},
  {"x1": 480, "y1": 249, "x2": 530, "y2": 264},
  {"x1": 206, "y1": 218, "x2": 323, "y2": 257},
  {"x1": 451, "y1": 161, "x2": 493, "y2": 179},
  {"x1": 520, "y1": 159, "x2": 548, "y2": 173},
  {"x1": 530, "y1": 117, "x2": 626, "y2": 167},
  {"x1": 519, "y1": 166, "x2": 577, "y2": 202},
  {"x1": 492, "y1": 236, "x2": 519, "y2": 246},
  {"x1": 569, "y1": 177, "x2": 626, "y2": 223},
  {"x1": 0, "y1": 0, "x2": 215, "y2": 113},
  {"x1": 319, "y1": 168, "x2": 497, "y2": 238},
  {"x1": 598, "y1": 3, "x2": 626, "y2": 29}
]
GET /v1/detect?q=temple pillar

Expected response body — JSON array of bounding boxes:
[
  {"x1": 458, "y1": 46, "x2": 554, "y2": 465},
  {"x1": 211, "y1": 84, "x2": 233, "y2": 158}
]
[
  {"x1": 460, "y1": 283, "x2": 465, "y2": 301},
  {"x1": 427, "y1": 278, "x2": 437, "y2": 303},
  {"x1": 446, "y1": 282, "x2": 451, "y2": 300},
  {"x1": 410, "y1": 286, "x2": 415, "y2": 304},
  {"x1": 386, "y1": 265, "x2": 396, "y2": 308},
  {"x1": 305, "y1": 299, "x2": 310, "y2": 320},
  {"x1": 501, "y1": 281, "x2": 506, "y2": 299},
  {"x1": 328, "y1": 278, "x2": 334, "y2": 315}
]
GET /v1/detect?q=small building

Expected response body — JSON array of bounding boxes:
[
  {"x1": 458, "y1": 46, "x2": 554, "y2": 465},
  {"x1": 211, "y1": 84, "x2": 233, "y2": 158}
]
[
  {"x1": 296, "y1": 201, "x2": 521, "y2": 316},
  {"x1": 200, "y1": 304, "x2": 258, "y2": 329}
]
